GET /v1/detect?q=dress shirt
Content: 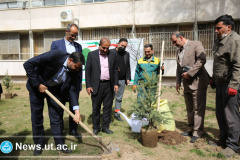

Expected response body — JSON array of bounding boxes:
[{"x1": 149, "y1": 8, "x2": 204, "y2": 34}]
[
  {"x1": 178, "y1": 40, "x2": 189, "y2": 66},
  {"x1": 99, "y1": 50, "x2": 110, "y2": 80},
  {"x1": 47, "y1": 58, "x2": 79, "y2": 110},
  {"x1": 64, "y1": 38, "x2": 76, "y2": 54},
  {"x1": 47, "y1": 58, "x2": 69, "y2": 87}
]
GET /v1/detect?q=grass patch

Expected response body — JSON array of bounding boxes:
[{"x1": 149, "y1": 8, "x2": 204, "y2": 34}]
[
  {"x1": 205, "y1": 148, "x2": 226, "y2": 159},
  {"x1": 189, "y1": 149, "x2": 206, "y2": 157},
  {"x1": 0, "y1": 84, "x2": 227, "y2": 159},
  {"x1": 117, "y1": 151, "x2": 122, "y2": 157},
  {"x1": 172, "y1": 146, "x2": 181, "y2": 152}
]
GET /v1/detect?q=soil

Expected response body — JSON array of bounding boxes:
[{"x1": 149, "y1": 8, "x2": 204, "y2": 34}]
[
  {"x1": 141, "y1": 128, "x2": 158, "y2": 148},
  {"x1": 102, "y1": 140, "x2": 150, "y2": 160},
  {"x1": 158, "y1": 130, "x2": 187, "y2": 145}
]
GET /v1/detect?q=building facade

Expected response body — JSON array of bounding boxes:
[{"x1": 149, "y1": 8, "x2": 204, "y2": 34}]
[{"x1": 0, "y1": 0, "x2": 240, "y2": 81}]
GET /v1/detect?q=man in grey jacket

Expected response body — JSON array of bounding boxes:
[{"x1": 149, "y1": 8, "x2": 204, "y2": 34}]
[
  {"x1": 210, "y1": 14, "x2": 240, "y2": 158},
  {"x1": 171, "y1": 31, "x2": 210, "y2": 143}
]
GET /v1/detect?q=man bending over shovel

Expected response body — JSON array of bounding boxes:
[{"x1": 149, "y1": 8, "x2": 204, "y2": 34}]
[{"x1": 23, "y1": 51, "x2": 85, "y2": 156}]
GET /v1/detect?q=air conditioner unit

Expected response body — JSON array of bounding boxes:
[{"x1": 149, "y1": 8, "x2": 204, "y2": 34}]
[{"x1": 60, "y1": 10, "x2": 73, "y2": 22}]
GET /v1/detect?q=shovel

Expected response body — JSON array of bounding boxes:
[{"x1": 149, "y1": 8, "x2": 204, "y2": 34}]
[{"x1": 45, "y1": 89, "x2": 115, "y2": 154}]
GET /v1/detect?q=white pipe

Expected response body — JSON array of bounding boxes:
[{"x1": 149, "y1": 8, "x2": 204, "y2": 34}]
[
  {"x1": 131, "y1": 0, "x2": 135, "y2": 38},
  {"x1": 28, "y1": 0, "x2": 33, "y2": 58}
]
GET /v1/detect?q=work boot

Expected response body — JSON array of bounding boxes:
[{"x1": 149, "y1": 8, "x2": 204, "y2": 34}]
[
  {"x1": 114, "y1": 113, "x2": 124, "y2": 121},
  {"x1": 219, "y1": 147, "x2": 236, "y2": 158}
]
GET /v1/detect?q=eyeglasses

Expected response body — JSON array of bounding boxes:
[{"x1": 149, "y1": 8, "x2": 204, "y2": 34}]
[{"x1": 70, "y1": 34, "x2": 78, "y2": 38}]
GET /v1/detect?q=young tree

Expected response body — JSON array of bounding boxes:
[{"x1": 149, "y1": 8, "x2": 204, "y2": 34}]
[
  {"x1": 2, "y1": 71, "x2": 13, "y2": 93},
  {"x1": 132, "y1": 68, "x2": 165, "y2": 130}
]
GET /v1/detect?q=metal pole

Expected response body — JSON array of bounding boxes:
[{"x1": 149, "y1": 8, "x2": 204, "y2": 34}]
[{"x1": 194, "y1": 0, "x2": 198, "y2": 40}]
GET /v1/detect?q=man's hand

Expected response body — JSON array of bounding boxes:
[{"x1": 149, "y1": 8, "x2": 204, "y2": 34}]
[
  {"x1": 73, "y1": 109, "x2": 81, "y2": 124},
  {"x1": 227, "y1": 88, "x2": 238, "y2": 96},
  {"x1": 133, "y1": 85, "x2": 137, "y2": 93},
  {"x1": 38, "y1": 84, "x2": 48, "y2": 93},
  {"x1": 127, "y1": 80, "x2": 130, "y2": 85},
  {"x1": 114, "y1": 85, "x2": 118, "y2": 94},
  {"x1": 176, "y1": 84, "x2": 180, "y2": 94},
  {"x1": 181, "y1": 72, "x2": 191, "y2": 79},
  {"x1": 86, "y1": 87, "x2": 93, "y2": 95}
]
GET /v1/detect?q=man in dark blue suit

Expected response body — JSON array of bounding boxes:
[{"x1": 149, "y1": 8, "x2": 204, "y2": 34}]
[
  {"x1": 51, "y1": 23, "x2": 83, "y2": 137},
  {"x1": 24, "y1": 51, "x2": 84, "y2": 156}
]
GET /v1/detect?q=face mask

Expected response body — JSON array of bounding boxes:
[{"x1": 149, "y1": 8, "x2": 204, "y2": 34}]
[
  {"x1": 118, "y1": 47, "x2": 125, "y2": 54},
  {"x1": 221, "y1": 26, "x2": 228, "y2": 39}
]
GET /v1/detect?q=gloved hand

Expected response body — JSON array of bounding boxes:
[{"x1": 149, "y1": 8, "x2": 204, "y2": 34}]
[
  {"x1": 227, "y1": 88, "x2": 238, "y2": 96},
  {"x1": 210, "y1": 78, "x2": 216, "y2": 89},
  {"x1": 133, "y1": 85, "x2": 137, "y2": 93}
]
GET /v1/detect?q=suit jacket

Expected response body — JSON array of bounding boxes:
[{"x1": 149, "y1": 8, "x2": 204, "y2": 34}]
[
  {"x1": 23, "y1": 50, "x2": 79, "y2": 106},
  {"x1": 50, "y1": 38, "x2": 83, "y2": 91},
  {"x1": 85, "y1": 49, "x2": 118, "y2": 95},
  {"x1": 176, "y1": 40, "x2": 210, "y2": 90},
  {"x1": 110, "y1": 49, "x2": 131, "y2": 85}
]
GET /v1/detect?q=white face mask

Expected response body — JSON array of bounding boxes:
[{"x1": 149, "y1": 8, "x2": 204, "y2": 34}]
[{"x1": 221, "y1": 26, "x2": 228, "y2": 39}]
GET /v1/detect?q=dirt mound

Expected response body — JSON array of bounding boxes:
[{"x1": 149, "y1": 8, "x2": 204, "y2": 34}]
[{"x1": 158, "y1": 130, "x2": 187, "y2": 145}]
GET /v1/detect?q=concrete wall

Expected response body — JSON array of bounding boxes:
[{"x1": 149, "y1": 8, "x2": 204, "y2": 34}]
[
  {"x1": 198, "y1": 0, "x2": 240, "y2": 21},
  {"x1": 0, "y1": 0, "x2": 240, "y2": 31},
  {"x1": 0, "y1": 61, "x2": 26, "y2": 76}
]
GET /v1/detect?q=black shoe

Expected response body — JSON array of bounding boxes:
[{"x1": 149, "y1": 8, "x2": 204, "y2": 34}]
[
  {"x1": 180, "y1": 131, "x2": 193, "y2": 136},
  {"x1": 102, "y1": 128, "x2": 113, "y2": 134},
  {"x1": 190, "y1": 136, "x2": 199, "y2": 143},
  {"x1": 208, "y1": 140, "x2": 226, "y2": 147},
  {"x1": 58, "y1": 146, "x2": 72, "y2": 154},
  {"x1": 93, "y1": 129, "x2": 100, "y2": 135},
  {"x1": 69, "y1": 131, "x2": 82, "y2": 138},
  {"x1": 114, "y1": 113, "x2": 124, "y2": 121},
  {"x1": 33, "y1": 148, "x2": 43, "y2": 156}
]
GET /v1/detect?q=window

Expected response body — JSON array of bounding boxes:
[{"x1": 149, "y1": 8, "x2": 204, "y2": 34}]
[
  {"x1": 20, "y1": 34, "x2": 30, "y2": 60},
  {"x1": 81, "y1": 0, "x2": 128, "y2": 3},
  {"x1": 0, "y1": 3, "x2": 8, "y2": 9},
  {"x1": 44, "y1": 31, "x2": 65, "y2": 52},
  {"x1": 0, "y1": 33, "x2": 21, "y2": 60},
  {"x1": 7, "y1": 2, "x2": 18, "y2": 8},
  {"x1": 66, "y1": 0, "x2": 78, "y2": 5},
  {"x1": 32, "y1": 0, "x2": 43, "y2": 7},
  {"x1": 44, "y1": 0, "x2": 65, "y2": 6},
  {"x1": 33, "y1": 33, "x2": 44, "y2": 56}
]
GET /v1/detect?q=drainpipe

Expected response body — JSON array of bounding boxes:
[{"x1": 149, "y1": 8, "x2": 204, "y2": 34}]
[
  {"x1": 131, "y1": 0, "x2": 136, "y2": 38},
  {"x1": 194, "y1": 0, "x2": 198, "y2": 40},
  {"x1": 78, "y1": 0, "x2": 82, "y2": 40},
  {"x1": 28, "y1": 0, "x2": 33, "y2": 58}
]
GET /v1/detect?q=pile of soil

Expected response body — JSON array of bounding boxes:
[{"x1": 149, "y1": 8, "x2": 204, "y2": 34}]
[{"x1": 158, "y1": 130, "x2": 187, "y2": 145}]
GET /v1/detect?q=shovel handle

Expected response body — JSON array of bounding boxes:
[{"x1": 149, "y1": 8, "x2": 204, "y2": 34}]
[
  {"x1": 44, "y1": 89, "x2": 111, "y2": 153},
  {"x1": 157, "y1": 41, "x2": 165, "y2": 111}
]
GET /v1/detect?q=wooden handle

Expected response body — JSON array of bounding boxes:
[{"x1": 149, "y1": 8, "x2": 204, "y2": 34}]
[
  {"x1": 157, "y1": 41, "x2": 165, "y2": 111},
  {"x1": 44, "y1": 89, "x2": 111, "y2": 153}
]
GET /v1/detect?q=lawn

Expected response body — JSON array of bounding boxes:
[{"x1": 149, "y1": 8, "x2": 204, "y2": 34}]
[{"x1": 0, "y1": 83, "x2": 239, "y2": 159}]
